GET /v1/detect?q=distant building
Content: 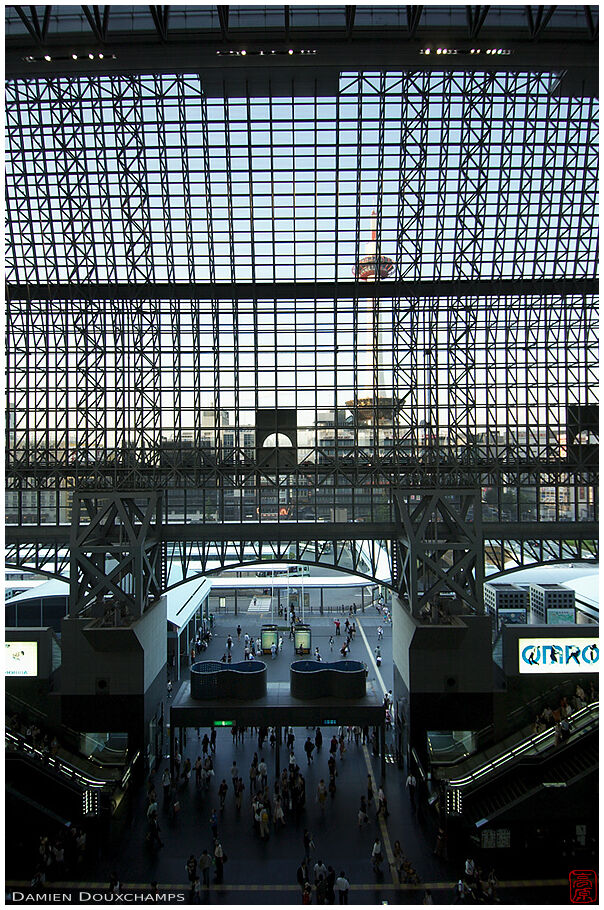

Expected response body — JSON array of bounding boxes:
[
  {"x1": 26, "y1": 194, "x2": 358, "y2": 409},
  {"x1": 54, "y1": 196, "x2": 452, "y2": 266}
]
[
  {"x1": 484, "y1": 582, "x2": 529, "y2": 630},
  {"x1": 529, "y1": 583, "x2": 576, "y2": 625}
]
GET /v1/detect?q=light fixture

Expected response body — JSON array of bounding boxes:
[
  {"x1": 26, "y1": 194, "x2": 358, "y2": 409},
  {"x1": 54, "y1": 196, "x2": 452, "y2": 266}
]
[
  {"x1": 240, "y1": 49, "x2": 246, "y2": 55},
  {"x1": 72, "y1": 53, "x2": 78, "y2": 60},
  {"x1": 436, "y1": 48, "x2": 442, "y2": 54},
  {"x1": 98, "y1": 53, "x2": 104, "y2": 59},
  {"x1": 425, "y1": 48, "x2": 431, "y2": 55},
  {"x1": 88, "y1": 52, "x2": 94, "y2": 59},
  {"x1": 44, "y1": 54, "x2": 51, "y2": 61},
  {"x1": 288, "y1": 48, "x2": 294, "y2": 55}
]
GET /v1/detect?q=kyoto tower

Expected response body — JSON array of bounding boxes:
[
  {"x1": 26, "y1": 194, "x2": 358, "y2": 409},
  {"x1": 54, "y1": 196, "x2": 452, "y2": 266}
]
[{"x1": 346, "y1": 210, "x2": 396, "y2": 424}]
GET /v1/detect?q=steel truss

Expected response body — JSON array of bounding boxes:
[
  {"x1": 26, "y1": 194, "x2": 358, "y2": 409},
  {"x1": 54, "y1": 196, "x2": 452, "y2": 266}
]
[
  {"x1": 5, "y1": 68, "x2": 598, "y2": 598},
  {"x1": 393, "y1": 489, "x2": 483, "y2": 615},
  {"x1": 69, "y1": 492, "x2": 164, "y2": 621}
]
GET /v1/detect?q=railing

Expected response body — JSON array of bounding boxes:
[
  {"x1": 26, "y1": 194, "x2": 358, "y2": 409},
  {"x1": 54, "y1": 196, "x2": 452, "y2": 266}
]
[{"x1": 447, "y1": 701, "x2": 599, "y2": 790}]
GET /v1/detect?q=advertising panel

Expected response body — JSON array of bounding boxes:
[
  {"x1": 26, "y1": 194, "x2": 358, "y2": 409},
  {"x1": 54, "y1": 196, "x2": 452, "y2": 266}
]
[
  {"x1": 546, "y1": 607, "x2": 576, "y2": 626},
  {"x1": 5, "y1": 641, "x2": 38, "y2": 677},
  {"x1": 518, "y1": 637, "x2": 599, "y2": 674}
]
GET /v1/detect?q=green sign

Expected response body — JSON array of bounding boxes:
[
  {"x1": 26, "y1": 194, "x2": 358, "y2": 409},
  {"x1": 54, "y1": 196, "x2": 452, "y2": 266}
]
[{"x1": 213, "y1": 720, "x2": 234, "y2": 727}]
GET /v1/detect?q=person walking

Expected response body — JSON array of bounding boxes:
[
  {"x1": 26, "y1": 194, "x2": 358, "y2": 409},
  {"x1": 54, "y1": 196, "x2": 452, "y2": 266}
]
[
  {"x1": 287, "y1": 728, "x2": 296, "y2": 751},
  {"x1": 316, "y1": 874, "x2": 328, "y2": 905},
  {"x1": 185, "y1": 855, "x2": 198, "y2": 893},
  {"x1": 326, "y1": 866, "x2": 336, "y2": 905},
  {"x1": 198, "y1": 849, "x2": 211, "y2": 888},
  {"x1": 304, "y1": 737, "x2": 315, "y2": 765},
  {"x1": 236, "y1": 624, "x2": 242, "y2": 641},
  {"x1": 218, "y1": 779, "x2": 228, "y2": 809},
  {"x1": 202, "y1": 732, "x2": 209, "y2": 755},
  {"x1": 367, "y1": 774, "x2": 374, "y2": 805},
  {"x1": 335, "y1": 871, "x2": 350, "y2": 904},
  {"x1": 317, "y1": 779, "x2": 327, "y2": 811},
  {"x1": 258, "y1": 758, "x2": 268, "y2": 790},
  {"x1": 271, "y1": 641, "x2": 277, "y2": 660},
  {"x1": 371, "y1": 837, "x2": 383, "y2": 873},
  {"x1": 259, "y1": 804, "x2": 270, "y2": 840},
  {"x1": 166, "y1": 680, "x2": 172, "y2": 699},
  {"x1": 210, "y1": 728, "x2": 216, "y2": 753},
  {"x1": 230, "y1": 761, "x2": 239, "y2": 790},
  {"x1": 213, "y1": 839, "x2": 225, "y2": 883},
  {"x1": 297, "y1": 858, "x2": 309, "y2": 893},
  {"x1": 162, "y1": 768, "x2": 171, "y2": 802},
  {"x1": 315, "y1": 727, "x2": 323, "y2": 751},
  {"x1": 358, "y1": 795, "x2": 369, "y2": 826},
  {"x1": 303, "y1": 829, "x2": 314, "y2": 861},
  {"x1": 406, "y1": 771, "x2": 417, "y2": 811},
  {"x1": 182, "y1": 757, "x2": 191, "y2": 783},
  {"x1": 194, "y1": 756, "x2": 202, "y2": 787}
]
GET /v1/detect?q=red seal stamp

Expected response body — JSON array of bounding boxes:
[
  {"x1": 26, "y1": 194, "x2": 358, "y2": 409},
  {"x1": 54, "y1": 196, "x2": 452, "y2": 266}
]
[{"x1": 570, "y1": 870, "x2": 597, "y2": 903}]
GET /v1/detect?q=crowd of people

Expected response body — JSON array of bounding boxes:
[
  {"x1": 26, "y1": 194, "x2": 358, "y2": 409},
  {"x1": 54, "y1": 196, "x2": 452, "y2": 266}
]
[
  {"x1": 30, "y1": 826, "x2": 88, "y2": 886},
  {"x1": 454, "y1": 857, "x2": 500, "y2": 903},
  {"x1": 532, "y1": 680, "x2": 598, "y2": 744}
]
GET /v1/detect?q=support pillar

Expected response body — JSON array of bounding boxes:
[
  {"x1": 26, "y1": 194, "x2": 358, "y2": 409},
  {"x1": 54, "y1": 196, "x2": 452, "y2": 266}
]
[{"x1": 380, "y1": 723, "x2": 386, "y2": 783}]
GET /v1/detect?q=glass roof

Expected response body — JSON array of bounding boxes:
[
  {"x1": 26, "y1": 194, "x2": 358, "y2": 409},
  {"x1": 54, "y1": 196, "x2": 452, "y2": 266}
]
[{"x1": 5, "y1": 70, "x2": 598, "y2": 284}]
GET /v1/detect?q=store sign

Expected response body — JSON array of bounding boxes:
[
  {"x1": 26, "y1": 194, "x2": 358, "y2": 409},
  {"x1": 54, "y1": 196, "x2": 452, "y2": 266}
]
[
  {"x1": 213, "y1": 720, "x2": 234, "y2": 727},
  {"x1": 518, "y1": 638, "x2": 599, "y2": 674},
  {"x1": 5, "y1": 641, "x2": 38, "y2": 677}
]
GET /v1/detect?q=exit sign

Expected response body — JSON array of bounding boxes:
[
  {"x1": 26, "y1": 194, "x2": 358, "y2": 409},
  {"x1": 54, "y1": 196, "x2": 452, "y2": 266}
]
[
  {"x1": 214, "y1": 720, "x2": 234, "y2": 727},
  {"x1": 322, "y1": 719, "x2": 337, "y2": 725}
]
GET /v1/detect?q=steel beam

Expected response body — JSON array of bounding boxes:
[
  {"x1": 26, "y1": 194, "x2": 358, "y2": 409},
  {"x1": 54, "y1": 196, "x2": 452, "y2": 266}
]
[
  {"x1": 6, "y1": 278, "x2": 597, "y2": 303},
  {"x1": 5, "y1": 521, "x2": 598, "y2": 548}
]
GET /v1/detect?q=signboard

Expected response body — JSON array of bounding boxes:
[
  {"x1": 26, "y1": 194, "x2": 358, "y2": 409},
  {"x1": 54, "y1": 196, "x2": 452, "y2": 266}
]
[
  {"x1": 497, "y1": 608, "x2": 526, "y2": 631},
  {"x1": 5, "y1": 641, "x2": 38, "y2": 677},
  {"x1": 213, "y1": 721, "x2": 234, "y2": 727},
  {"x1": 481, "y1": 828, "x2": 511, "y2": 849},
  {"x1": 294, "y1": 628, "x2": 311, "y2": 654},
  {"x1": 546, "y1": 607, "x2": 576, "y2": 626},
  {"x1": 518, "y1": 638, "x2": 599, "y2": 674}
]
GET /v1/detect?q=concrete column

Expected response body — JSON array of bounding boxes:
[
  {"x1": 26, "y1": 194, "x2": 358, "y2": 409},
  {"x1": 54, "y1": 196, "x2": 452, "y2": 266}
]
[{"x1": 320, "y1": 589, "x2": 324, "y2": 615}]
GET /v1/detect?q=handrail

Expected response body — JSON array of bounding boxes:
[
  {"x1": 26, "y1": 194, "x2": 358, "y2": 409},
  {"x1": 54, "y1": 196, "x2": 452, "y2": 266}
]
[
  {"x1": 447, "y1": 701, "x2": 599, "y2": 789},
  {"x1": 5, "y1": 730, "x2": 119, "y2": 790}
]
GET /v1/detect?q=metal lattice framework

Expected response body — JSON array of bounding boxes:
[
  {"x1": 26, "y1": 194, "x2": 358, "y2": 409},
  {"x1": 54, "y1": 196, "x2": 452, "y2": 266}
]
[{"x1": 5, "y1": 15, "x2": 599, "y2": 606}]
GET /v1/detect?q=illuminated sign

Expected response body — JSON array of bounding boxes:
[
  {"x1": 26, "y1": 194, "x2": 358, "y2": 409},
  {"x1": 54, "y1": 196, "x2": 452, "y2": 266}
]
[
  {"x1": 5, "y1": 641, "x2": 38, "y2": 677},
  {"x1": 213, "y1": 721, "x2": 234, "y2": 727},
  {"x1": 518, "y1": 638, "x2": 599, "y2": 674}
]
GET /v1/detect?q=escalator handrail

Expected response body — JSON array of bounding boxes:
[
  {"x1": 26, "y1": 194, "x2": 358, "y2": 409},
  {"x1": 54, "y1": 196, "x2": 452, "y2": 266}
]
[
  {"x1": 5, "y1": 730, "x2": 113, "y2": 790},
  {"x1": 447, "y1": 701, "x2": 598, "y2": 789}
]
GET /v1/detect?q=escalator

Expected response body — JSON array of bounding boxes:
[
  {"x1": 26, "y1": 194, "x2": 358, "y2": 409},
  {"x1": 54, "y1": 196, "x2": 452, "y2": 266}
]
[{"x1": 464, "y1": 728, "x2": 598, "y2": 827}]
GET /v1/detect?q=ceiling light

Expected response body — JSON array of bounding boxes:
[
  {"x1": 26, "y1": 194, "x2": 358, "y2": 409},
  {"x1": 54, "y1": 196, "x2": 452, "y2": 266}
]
[
  {"x1": 425, "y1": 48, "x2": 431, "y2": 55},
  {"x1": 288, "y1": 48, "x2": 294, "y2": 55},
  {"x1": 98, "y1": 53, "x2": 104, "y2": 59},
  {"x1": 88, "y1": 53, "x2": 94, "y2": 59},
  {"x1": 44, "y1": 54, "x2": 51, "y2": 61},
  {"x1": 72, "y1": 53, "x2": 78, "y2": 60},
  {"x1": 240, "y1": 49, "x2": 246, "y2": 56},
  {"x1": 436, "y1": 48, "x2": 442, "y2": 54}
]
